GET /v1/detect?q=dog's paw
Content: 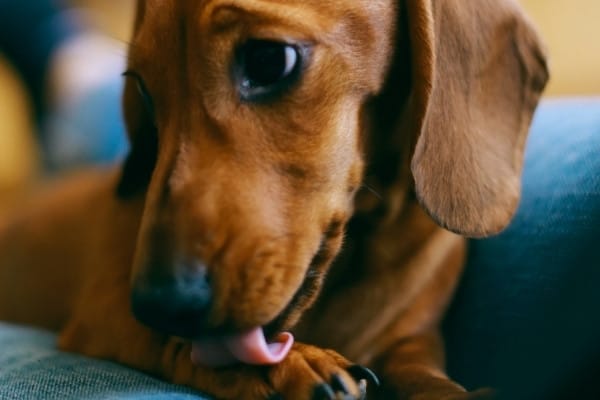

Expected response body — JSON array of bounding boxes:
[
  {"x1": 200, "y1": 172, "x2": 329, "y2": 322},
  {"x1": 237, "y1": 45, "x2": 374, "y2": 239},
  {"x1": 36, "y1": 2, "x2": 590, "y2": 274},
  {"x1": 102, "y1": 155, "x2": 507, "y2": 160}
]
[
  {"x1": 267, "y1": 343, "x2": 378, "y2": 400},
  {"x1": 173, "y1": 341, "x2": 376, "y2": 400}
]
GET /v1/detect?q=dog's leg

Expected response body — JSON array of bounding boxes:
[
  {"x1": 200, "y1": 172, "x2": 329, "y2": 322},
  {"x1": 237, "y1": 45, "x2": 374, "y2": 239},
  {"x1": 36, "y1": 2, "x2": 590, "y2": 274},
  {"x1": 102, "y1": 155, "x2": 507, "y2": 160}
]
[
  {"x1": 61, "y1": 323, "x2": 370, "y2": 399},
  {"x1": 59, "y1": 291, "x2": 370, "y2": 400},
  {"x1": 365, "y1": 235, "x2": 494, "y2": 400},
  {"x1": 297, "y1": 225, "x2": 494, "y2": 399},
  {"x1": 168, "y1": 340, "x2": 369, "y2": 400},
  {"x1": 59, "y1": 314, "x2": 271, "y2": 399},
  {"x1": 375, "y1": 330, "x2": 493, "y2": 400}
]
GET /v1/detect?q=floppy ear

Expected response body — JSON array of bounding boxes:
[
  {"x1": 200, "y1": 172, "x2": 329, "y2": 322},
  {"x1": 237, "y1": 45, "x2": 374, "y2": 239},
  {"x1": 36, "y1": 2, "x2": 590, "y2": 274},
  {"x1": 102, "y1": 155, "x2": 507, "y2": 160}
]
[
  {"x1": 116, "y1": 1, "x2": 158, "y2": 199},
  {"x1": 399, "y1": 0, "x2": 548, "y2": 237}
]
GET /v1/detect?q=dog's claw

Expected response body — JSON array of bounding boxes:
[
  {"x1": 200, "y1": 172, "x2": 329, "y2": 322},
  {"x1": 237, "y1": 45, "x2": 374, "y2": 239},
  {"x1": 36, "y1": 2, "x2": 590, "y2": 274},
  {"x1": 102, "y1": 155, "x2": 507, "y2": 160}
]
[
  {"x1": 357, "y1": 379, "x2": 368, "y2": 400},
  {"x1": 331, "y1": 374, "x2": 351, "y2": 395},
  {"x1": 347, "y1": 365, "x2": 380, "y2": 387},
  {"x1": 267, "y1": 394, "x2": 283, "y2": 400},
  {"x1": 313, "y1": 383, "x2": 336, "y2": 400}
]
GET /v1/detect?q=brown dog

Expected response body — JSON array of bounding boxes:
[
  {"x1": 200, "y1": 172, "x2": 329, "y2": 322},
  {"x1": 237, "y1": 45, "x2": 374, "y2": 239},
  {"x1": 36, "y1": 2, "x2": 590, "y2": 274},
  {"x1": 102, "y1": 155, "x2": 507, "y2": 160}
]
[{"x1": 0, "y1": 0, "x2": 548, "y2": 399}]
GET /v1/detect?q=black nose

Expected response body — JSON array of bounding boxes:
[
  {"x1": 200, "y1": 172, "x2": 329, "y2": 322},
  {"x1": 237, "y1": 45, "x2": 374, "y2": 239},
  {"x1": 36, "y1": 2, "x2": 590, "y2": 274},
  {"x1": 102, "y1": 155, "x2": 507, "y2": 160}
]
[{"x1": 131, "y1": 264, "x2": 212, "y2": 338}]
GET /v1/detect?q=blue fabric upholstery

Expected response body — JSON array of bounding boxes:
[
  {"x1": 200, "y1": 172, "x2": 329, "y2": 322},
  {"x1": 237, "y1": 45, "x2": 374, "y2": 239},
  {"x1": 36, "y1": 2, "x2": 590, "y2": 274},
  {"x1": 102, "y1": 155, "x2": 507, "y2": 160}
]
[
  {"x1": 0, "y1": 98, "x2": 598, "y2": 399},
  {"x1": 0, "y1": 323, "x2": 205, "y2": 399},
  {"x1": 445, "y1": 98, "x2": 600, "y2": 400}
]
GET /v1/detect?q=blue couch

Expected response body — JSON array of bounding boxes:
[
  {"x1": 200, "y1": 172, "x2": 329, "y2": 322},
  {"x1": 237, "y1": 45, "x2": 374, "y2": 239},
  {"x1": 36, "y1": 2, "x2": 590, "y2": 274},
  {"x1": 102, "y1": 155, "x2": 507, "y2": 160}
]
[{"x1": 1, "y1": 99, "x2": 599, "y2": 400}]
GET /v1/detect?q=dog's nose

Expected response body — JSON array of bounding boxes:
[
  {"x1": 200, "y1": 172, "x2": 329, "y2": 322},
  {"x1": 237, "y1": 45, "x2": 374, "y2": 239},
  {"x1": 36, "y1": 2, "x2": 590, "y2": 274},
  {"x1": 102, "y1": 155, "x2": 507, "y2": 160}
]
[{"x1": 131, "y1": 263, "x2": 212, "y2": 338}]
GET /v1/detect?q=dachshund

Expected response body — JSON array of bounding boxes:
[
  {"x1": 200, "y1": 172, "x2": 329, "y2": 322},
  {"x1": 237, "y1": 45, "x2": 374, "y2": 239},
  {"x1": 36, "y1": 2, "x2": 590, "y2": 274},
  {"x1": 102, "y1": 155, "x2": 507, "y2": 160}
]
[{"x1": 0, "y1": 0, "x2": 548, "y2": 399}]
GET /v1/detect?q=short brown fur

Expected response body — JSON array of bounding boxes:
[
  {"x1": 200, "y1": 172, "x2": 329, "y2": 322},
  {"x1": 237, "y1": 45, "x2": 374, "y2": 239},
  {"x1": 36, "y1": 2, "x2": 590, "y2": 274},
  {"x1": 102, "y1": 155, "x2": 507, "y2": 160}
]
[{"x1": 0, "y1": 0, "x2": 548, "y2": 399}]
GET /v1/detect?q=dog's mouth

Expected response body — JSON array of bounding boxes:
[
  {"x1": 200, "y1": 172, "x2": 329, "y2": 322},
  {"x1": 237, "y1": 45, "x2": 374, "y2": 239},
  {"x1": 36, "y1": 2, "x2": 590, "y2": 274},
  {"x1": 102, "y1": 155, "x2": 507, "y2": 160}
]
[
  {"x1": 190, "y1": 327, "x2": 294, "y2": 367},
  {"x1": 190, "y1": 255, "x2": 321, "y2": 367},
  {"x1": 190, "y1": 231, "x2": 333, "y2": 367},
  {"x1": 189, "y1": 281, "x2": 307, "y2": 367}
]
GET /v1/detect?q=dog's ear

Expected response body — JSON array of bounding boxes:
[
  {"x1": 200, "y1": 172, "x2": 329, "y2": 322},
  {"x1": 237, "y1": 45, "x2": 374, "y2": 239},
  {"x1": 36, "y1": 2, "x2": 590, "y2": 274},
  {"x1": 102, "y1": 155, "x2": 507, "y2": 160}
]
[
  {"x1": 382, "y1": 0, "x2": 549, "y2": 237},
  {"x1": 116, "y1": 2, "x2": 158, "y2": 199},
  {"x1": 132, "y1": 0, "x2": 145, "y2": 35},
  {"x1": 116, "y1": 73, "x2": 158, "y2": 199}
]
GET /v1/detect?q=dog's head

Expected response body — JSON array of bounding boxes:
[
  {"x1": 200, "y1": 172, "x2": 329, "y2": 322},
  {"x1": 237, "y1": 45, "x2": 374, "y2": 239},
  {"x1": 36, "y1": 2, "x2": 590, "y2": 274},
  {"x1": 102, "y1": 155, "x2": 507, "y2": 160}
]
[{"x1": 120, "y1": 0, "x2": 547, "y2": 364}]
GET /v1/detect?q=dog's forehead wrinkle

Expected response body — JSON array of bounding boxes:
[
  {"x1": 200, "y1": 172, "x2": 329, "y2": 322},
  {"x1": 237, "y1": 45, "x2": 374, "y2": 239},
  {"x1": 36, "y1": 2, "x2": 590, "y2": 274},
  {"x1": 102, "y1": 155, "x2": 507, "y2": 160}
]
[
  {"x1": 200, "y1": 0, "x2": 389, "y2": 47},
  {"x1": 204, "y1": 0, "x2": 334, "y2": 27}
]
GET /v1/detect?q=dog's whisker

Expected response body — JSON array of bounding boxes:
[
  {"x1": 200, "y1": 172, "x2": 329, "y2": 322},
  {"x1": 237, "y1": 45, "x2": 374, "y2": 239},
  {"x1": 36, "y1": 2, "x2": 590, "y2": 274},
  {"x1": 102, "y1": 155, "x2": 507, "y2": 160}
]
[{"x1": 361, "y1": 184, "x2": 383, "y2": 200}]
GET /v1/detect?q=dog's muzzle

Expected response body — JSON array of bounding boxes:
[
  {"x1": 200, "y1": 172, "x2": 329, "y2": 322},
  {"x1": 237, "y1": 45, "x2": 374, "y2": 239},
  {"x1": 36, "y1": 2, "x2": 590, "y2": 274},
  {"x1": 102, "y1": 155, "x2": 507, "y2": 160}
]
[
  {"x1": 131, "y1": 262, "x2": 213, "y2": 338},
  {"x1": 131, "y1": 260, "x2": 294, "y2": 367}
]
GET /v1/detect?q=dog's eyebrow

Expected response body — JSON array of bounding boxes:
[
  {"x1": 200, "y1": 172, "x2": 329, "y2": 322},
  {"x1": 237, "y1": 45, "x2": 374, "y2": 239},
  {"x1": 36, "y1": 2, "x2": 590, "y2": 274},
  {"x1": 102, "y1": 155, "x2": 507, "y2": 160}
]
[{"x1": 200, "y1": 0, "x2": 333, "y2": 37}]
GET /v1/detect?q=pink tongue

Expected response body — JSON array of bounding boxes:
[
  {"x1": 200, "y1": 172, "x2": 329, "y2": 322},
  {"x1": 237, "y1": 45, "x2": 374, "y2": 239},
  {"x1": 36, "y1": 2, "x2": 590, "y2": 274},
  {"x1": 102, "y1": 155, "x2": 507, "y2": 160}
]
[{"x1": 191, "y1": 328, "x2": 294, "y2": 367}]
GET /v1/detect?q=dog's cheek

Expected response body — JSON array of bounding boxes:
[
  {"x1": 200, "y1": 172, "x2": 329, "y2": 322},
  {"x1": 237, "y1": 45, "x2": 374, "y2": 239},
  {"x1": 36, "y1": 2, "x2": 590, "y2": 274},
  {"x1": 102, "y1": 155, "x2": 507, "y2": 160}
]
[
  {"x1": 227, "y1": 235, "x2": 324, "y2": 330},
  {"x1": 269, "y1": 215, "x2": 349, "y2": 333}
]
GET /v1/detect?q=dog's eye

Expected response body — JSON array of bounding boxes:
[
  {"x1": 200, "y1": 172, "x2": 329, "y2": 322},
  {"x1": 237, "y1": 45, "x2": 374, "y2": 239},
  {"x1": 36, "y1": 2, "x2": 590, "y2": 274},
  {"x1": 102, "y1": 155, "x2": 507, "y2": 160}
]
[{"x1": 236, "y1": 40, "x2": 305, "y2": 102}]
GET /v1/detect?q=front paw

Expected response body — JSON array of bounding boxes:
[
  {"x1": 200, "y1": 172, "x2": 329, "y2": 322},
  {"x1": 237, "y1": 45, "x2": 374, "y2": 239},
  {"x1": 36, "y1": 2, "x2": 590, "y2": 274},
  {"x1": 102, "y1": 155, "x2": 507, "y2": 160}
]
[
  {"x1": 266, "y1": 343, "x2": 378, "y2": 400},
  {"x1": 181, "y1": 342, "x2": 378, "y2": 400}
]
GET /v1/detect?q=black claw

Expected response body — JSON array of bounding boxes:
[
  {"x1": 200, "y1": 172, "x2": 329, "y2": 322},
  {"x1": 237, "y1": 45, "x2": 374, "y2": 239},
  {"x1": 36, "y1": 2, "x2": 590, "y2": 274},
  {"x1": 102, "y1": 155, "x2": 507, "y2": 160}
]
[
  {"x1": 347, "y1": 365, "x2": 380, "y2": 387},
  {"x1": 267, "y1": 394, "x2": 283, "y2": 400},
  {"x1": 312, "y1": 383, "x2": 336, "y2": 400},
  {"x1": 331, "y1": 373, "x2": 351, "y2": 394},
  {"x1": 358, "y1": 379, "x2": 368, "y2": 400}
]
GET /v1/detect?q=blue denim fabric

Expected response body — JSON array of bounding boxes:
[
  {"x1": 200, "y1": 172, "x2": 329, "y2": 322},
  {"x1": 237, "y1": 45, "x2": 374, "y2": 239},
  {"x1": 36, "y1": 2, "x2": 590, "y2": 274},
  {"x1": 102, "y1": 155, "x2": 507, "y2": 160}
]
[
  {"x1": 0, "y1": 323, "x2": 206, "y2": 399},
  {"x1": 444, "y1": 98, "x2": 600, "y2": 400},
  {"x1": 0, "y1": 99, "x2": 598, "y2": 399}
]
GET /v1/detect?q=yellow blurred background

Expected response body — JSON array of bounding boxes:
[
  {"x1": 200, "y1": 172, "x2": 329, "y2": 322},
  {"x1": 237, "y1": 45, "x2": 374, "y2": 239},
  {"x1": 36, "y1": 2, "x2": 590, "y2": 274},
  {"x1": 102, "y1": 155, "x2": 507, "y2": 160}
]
[
  {"x1": 521, "y1": 0, "x2": 600, "y2": 95},
  {"x1": 0, "y1": 0, "x2": 598, "y2": 202}
]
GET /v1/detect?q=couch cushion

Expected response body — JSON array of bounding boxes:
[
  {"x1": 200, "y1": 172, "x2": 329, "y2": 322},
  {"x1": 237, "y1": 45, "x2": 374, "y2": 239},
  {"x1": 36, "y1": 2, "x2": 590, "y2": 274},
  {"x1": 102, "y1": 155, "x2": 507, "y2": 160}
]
[
  {"x1": 444, "y1": 98, "x2": 600, "y2": 400},
  {"x1": 0, "y1": 323, "x2": 206, "y2": 400}
]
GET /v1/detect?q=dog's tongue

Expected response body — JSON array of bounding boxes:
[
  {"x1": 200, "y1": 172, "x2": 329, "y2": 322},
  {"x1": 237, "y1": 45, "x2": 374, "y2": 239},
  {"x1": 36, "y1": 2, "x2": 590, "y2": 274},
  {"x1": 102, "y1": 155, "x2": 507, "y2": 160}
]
[{"x1": 191, "y1": 328, "x2": 294, "y2": 367}]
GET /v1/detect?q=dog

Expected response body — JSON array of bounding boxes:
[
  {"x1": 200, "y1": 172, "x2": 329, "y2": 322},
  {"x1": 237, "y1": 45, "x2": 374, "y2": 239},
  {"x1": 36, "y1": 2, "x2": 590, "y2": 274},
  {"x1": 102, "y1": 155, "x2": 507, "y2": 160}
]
[{"x1": 0, "y1": 0, "x2": 548, "y2": 398}]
